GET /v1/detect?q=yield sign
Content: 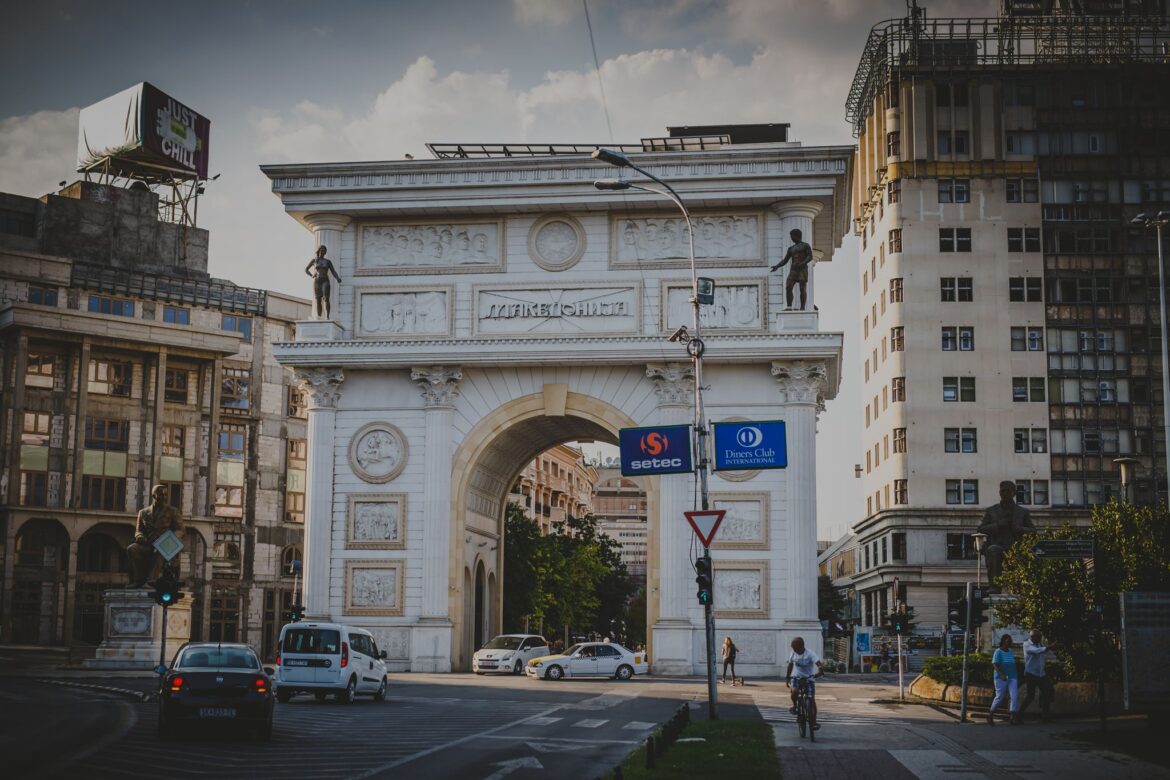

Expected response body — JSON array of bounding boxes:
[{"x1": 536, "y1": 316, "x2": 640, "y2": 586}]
[{"x1": 684, "y1": 510, "x2": 726, "y2": 548}]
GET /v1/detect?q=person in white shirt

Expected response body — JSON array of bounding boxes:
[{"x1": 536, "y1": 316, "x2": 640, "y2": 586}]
[
  {"x1": 1020, "y1": 628, "x2": 1055, "y2": 722},
  {"x1": 786, "y1": 637, "x2": 824, "y2": 729}
]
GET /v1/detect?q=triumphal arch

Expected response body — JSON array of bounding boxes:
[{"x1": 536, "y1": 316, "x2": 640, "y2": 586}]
[{"x1": 266, "y1": 128, "x2": 852, "y2": 674}]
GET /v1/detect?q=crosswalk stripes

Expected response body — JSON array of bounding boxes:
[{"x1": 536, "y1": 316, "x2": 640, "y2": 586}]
[
  {"x1": 758, "y1": 705, "x2": 909, "y2": 727},
  {"x1": 572, "y1": 719, "x2": 608, "y2": 728},
  {"x1": 623, "y1": 721, "x2": 657, "y2": 730}
]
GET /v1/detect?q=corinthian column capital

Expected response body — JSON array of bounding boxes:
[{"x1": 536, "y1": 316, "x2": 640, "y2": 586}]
[
  {"x1": 771, "y1": 361, "x2": 828, "y2": 405},
  {"x1": 412, "y1": 365, "x2": 464, "y2": 408},
  {"x1": 293, "y1": 367, "x2": 345, "y2": 409},
  {"x1": 646, "y1": 363, "x2": 695, "y2": 408}
]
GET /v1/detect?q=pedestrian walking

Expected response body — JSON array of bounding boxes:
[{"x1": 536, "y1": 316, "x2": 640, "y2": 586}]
[
  {"x1": 988, "y1": 633, "x2": 1020, "y2": 725},
  {"x1": 721, "y1": 636, "x2": 738, "y2": 683},
  {"x1": 1020, "y1": 629, "x2": 1055, "y2": 722}
]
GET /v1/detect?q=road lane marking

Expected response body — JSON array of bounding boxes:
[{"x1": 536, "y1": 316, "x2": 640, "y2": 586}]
[
  {"x1": 573, "y1": 719, "x2": 608, "y2": 728},
  {"x1": 623, "y1": 721, "x2": 657, "y2": 730},
  {"x1": 526, "y1": 716, "x2": 562, "y2": 726}
]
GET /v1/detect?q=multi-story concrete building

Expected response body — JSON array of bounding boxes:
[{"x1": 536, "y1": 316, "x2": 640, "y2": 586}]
[
  {"x1": 508, "y1": 443, "x2": 596, "y2": 535},
  {"x1": 845, "y1": 1, "x2": 1170, "y2": 627},
  {"x1": 0, "y1": 181, "x2": 309, "y2": 660},
  {"x1": 592, "y1": 466, "x2": 649, "y2": 577}
]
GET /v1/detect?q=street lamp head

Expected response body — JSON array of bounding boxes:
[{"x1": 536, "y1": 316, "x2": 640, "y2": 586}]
[
  {"x1": 592, "y1": 147, "x2": 632, "y2": 168},
  {"x1": 1133, "y1": 213, "x2": 1151, "y2": 224},
  {"x1": 594, "y1": 178, "x2": 631, "y2": 191},
  {"x1": 972, "y1": 532, "x2": 988, "y2": 556},
  {"x1": 1158, "y1": 210, "x2": 1170, "y2": 222}
]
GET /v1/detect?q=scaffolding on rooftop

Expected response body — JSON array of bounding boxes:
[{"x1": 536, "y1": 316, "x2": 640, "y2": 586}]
[
  {"x1": 426, "y1": 134, "x2": 731, "y2": 159},
  {"x1": 846, "y1": 8, "x2": 1170, "y2": 136}
]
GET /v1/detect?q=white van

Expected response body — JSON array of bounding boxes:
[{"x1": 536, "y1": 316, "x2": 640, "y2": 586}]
[{"x1": 274, "y1": 622, "x2": 387, "y2": 703}]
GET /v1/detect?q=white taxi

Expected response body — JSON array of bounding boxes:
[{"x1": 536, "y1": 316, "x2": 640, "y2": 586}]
[
  {"x1": 526, "y1": 641, "x2": 649, "y2": 681},
  {"x1": 472, "y1": 634, "x2": 549, "y2": 675}
]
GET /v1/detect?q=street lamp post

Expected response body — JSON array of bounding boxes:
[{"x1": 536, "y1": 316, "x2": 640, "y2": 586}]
[
  {"x1": 959, "y1": 532, "x2": 987, "y2": 723},
  {"x1": 593, "y1": 148, "x2": 718, "y2": 719},
  {"x1": 1113, "y1": 457, "x2": 1139, "y2": 504},
  {"x1": 1131, "y1": 212, "x2": 1170, "y2": 497}
]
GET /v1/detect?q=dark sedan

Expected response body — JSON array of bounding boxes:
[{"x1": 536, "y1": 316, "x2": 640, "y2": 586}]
[{"x1": 158, "y1": 642, "x2": 274, "y2": 741}]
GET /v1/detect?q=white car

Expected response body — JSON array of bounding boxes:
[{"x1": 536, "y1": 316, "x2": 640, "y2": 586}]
[
  {"x1": 526, "y1": 642, "x2": 649, "y2": 681},
  {"x1": 274, "y1": 622, "x2": 387, "y2": 703},
  {"x1": 473, "y1": 634, "x2": 549, "y2": 675}
]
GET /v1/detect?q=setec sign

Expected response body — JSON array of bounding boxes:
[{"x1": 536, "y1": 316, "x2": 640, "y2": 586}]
[
  {"x1": 712, "y1": 420, "x2": 787, "y2": 471},
  {"x1": 619, "y1": 425, "x2": 693, "y2": 477}
]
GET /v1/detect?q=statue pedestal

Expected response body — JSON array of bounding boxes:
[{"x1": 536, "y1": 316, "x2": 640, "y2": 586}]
[
  {"x1": 296, "y1": 319, "x2": 343, "y2": 341},
  {"x1": 83, "y1": 589, "x2": 193, "y2": 670}
]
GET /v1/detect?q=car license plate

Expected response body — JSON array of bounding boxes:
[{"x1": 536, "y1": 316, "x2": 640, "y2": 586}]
[
  {"x1": 199, "y1": 707, "x2": 237, "y2": 719},
  {"x1": 285, "y1": 659, "x2": 308, "y2": 666}
]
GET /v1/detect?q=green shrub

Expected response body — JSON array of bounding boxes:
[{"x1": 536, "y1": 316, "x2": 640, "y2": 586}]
[{"x1": 922, "y1": 653, "x2": 993, "y2": 686}]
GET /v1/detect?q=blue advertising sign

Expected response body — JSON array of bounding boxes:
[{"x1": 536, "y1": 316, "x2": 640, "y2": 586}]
[
  {"x1": 619, "y1": 425, "x2": 693, "y2": 477},
  {"x1": 712, "y1": 420, "x2": 787, "y2": 471}
]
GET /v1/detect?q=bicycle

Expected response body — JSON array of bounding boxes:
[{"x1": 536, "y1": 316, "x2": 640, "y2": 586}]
[{"x1": 791, "y1": 674, "x2": 821, "y2": 741}]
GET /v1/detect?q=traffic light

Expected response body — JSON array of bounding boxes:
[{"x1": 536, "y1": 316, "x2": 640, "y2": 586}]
[
  {"x1": 695, "y1": 556, "x2": 713, "y2": 606},
  {"x1": 152, "y1": 573, "x2": 183, "y2": 607},
  {"x1": 892, "y1": 613, "x2": 908, "y2": 636},
  {"x1": 285, "y1": 604, "x2": 305, "y2": 623},
  {"x1": 970, "y1": 590, "x2": 989, "y2": 626},
  {"x1": 948, "y1": 599, "x2": 968, "y2": 629}
]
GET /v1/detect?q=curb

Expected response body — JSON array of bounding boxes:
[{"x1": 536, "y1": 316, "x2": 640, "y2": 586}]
[{"x1": 34, "y1": 677, "x2": 152, "y2": 703}]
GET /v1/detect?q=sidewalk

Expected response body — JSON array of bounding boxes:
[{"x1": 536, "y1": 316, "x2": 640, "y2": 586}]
[{"x1": 751, "y1": 675, "x2": 1170, "y2": 779}]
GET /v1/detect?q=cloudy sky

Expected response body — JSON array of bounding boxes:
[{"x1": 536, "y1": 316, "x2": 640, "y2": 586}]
[{"x1": 1, "y1": 0, "x2": 996, "y2": 539}]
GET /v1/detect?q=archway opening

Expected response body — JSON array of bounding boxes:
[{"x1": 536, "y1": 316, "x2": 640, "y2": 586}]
[
  {"x1": 450, "y1": 395, "x2": 653, "y2": 671},
  {"x1": 12, "y1": 518, "x2": 69, "y2": 645},
  {"x1": 75, "y1": 523, "x2": 132, "y2": 645}
]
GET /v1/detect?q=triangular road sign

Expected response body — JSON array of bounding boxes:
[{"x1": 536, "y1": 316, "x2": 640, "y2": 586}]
[{"x1": 684, "y1": 510, "x2": 726, "y2": 548}]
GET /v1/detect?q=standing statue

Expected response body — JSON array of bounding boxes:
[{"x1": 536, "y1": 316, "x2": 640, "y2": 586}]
[
  {"x1": 977, "y1": 480, "x2": 1036, "y2": 589},
  {"x1": 126, "y1": 485, "x2": 186, "y2": 588},
  {"x1": 305, "y1": 245, "x2": 342, "y2": 319},
  {"x1": 769, "y1": 228, "x2": 814, "y2": 311}
]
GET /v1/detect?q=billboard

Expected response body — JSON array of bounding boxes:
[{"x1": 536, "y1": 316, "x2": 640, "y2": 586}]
[
  {"x1": 712, "y1": 420, "x2": 787, "y2": 471},
  {"x1": 618, "y1": 425, "x2": 693, "y2": 477},
  {"x1": 77, "y1": 82, "x2": 210, "y2": 178}
]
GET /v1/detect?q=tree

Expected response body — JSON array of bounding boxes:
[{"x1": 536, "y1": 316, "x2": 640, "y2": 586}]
[
  {"x1": 818, "y1": 574, "x2": 847, "y2": 629},
  {"x1": 503, "y1": 503, "x2": 542, "y2": 632},
  {"x1": 996, "y1": 500, "x2": 1170, "y2": 680}
]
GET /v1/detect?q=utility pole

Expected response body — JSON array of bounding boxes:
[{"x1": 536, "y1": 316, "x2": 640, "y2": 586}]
[{"x1": 959, "y1": 580, "x2": 973, "y2": 722}]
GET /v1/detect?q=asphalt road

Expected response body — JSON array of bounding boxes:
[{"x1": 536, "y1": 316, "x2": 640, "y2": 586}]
[{"x1": 0, "y1": 673, "x2": 697, "y2": 780}]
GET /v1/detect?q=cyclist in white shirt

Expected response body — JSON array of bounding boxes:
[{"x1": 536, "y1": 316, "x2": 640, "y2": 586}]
[{"x1": 786, "y1": 636, "x2": 824, "y2": 728}]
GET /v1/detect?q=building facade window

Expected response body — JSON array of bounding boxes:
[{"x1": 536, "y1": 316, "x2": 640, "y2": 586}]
[
  {"x1": 164, "y1": 368, "x2": 190, "y2": 404},
  {"x1": 1016, "y1": 479, "x2": 1050, "y2": 505},
  {"x1": 945, "y1": 479, "x2": 979, "y2": 505},
  {"x1": 886, "y1": 131, "x2": 900, "y2": 157},
  {"x1": 222, "y1": 314, "x2": 253, "y2": 342},
  {"x1": 939, "y1": 227, "x2": 972, "y2": 253},
  {"x1": 28, "y1": 284, "x2": 58, "y2": 307},
  {"x1": 220, "y1": 367, "x2": 251, "y2": 413},
  {"x1": 88, "y1": 295, "x2": 134, "y2": 317},
  {"x1": 890, "y1": 277, "x2": 903, "y2": 303},
  {"x1": 946, "y1": 533, "x2": 980, "y2": 559},
  {"x1": 1006, "y1": 178, "x2": 1039, "y2": 203},
  {"x1": 88, "y1": 359, "x2": 132, "y2": 397},
  {"x1": 287, "y1": 386, "x2": 308, "y2": 419},
  {"x1": 890, "y1": 327, "x2": 904, "y2": 351},
  {"x1": 25, "y1": 353, "x2": 55, "y2": 389},
  {"x1": 1007, "y1": 227, "x2": 1042, "y2": 253},
  {"x1": 887, "y1": 179, "x2": 901, "y2": 204},
  {"x1": 1012, "y1": 377, "x2": 1047, "y2": 402},
  {"x1": 938, "y1": 178, "x2": 970, "y2": 203},
  {"x1": 940, "y1": 277, "x2": 974, "y2": 302},
  {"x1": 943, "y1": 376, "x2": 976, "y2": 402},
  {"x1": 944, "y1": 427, "x2": 978, "y2": 453},
  {"x1": 163, "y1": 306, "x2": 190, "y2": 325},
  {"x1": 1014, "y1": 427, "x2": 1048, "y2": 453},
  {"x1": 888, "y1": 229, "x2": 902, "y2": 253},
  {"x1": 285, "y1": 438, "x2": 307, "y2": 524},
  {"x1": 84, "y1": 417, "x2": 130, "y2": 451},
  {"x1": 893, "y1": 427, "x2": 907, "y2": 453},
  {"x1": 1009, "y1": 276, "x2": 1043, "y2": 302},
  {"x1": 1010, "y1": 326, "x2": 1045, "y2": 351},
  {"x1": 81, "y1": 476, "x2": 126, "y2": 511},
  {"x1": 891, "y1": 377, "x2": 906, "y2": 402}
]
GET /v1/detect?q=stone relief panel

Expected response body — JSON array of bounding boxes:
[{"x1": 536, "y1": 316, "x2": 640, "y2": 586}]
[
  {"x1": 354, "y1": 287, "x2": 453, "y2": 338},
  {"x1": 528, "y1": 214, "x2": 586, "y2": 271},
  {"x1": 610, "y1": 211, "x2": 764, "y2": 269},
  {"x1": 348, "y1": 422, "x2": 409, "y2": 484},
  {"x1": 357, "y1": 220, "x2": 504, "y2": 274},
  {"x1": 344, "y1": 561, "x2": 405, "y2": 616},
  {"x1": 660, "y1": 279, "x2": 764, "y2": 333},
  {"x1": 367, "y1": 627, "x2": 411, "y2": 660},
  {"x1": 473, "y1": 284, "x2": 641, "y2": 336},
  {"x1": 693, "y1": 629, "x2": 777, "y2": 664},
  {"x1": 710, "y1": 493, "x2": 769, "y2": 550},
  {"x1": 110, "y1": 606, "x2": 153, "y2": 637},
  {"x1": 346, "y1": 494, "x2": 407, "y2": 549},
  {"x1": 714, "y1": 561, "x2": 769, "y2": 619}
]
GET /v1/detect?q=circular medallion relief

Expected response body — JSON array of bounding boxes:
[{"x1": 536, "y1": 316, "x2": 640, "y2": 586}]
[
  {"x1": 349, "y1": 422, "x2": 409, "y2": 484},
  {"x1": 528, "y1": 214, "x2": 586, "y2": 271}
]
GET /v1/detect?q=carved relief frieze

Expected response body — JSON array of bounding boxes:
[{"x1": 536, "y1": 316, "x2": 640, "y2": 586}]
[
  {"x1": 344, "y1": 561, "x2": 405, "y2": 616},
  {"x1": 367, "y1": 627, "x2": 410, "y2": 660},
  {"x1": 710, "y1": 492, "x2": 769, "y2": 550},
  {"x1": 473, "y1": 283, "x2": 640, "y2": 336},
  {"x1": 528, "y1": 214, "x2": 586, "y2": 271},
  {"x1": 348, "y1": 422, "x2": 409, "y2": 484},
  {"x1": 696, "y1": 630, "x2": 777, "y2": 664},
  {"x1": 357, "y1": 219, "x2": 504, "y2": 275},
  {"x1": 354, "y1": 286, "x2": 453, "y2": 339},
  {"x1": 713, "y1": 560, "x2": 769, "y2": 619},
  {"x1": 660, "y1": 278, "x2": 765, "y2": 333},
  {"x1": 346, "y1": 494, "x2": 407, "y2": 549},
  {"x1": 610, "y1": 211, "x2": 765, "y2": 270}
]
